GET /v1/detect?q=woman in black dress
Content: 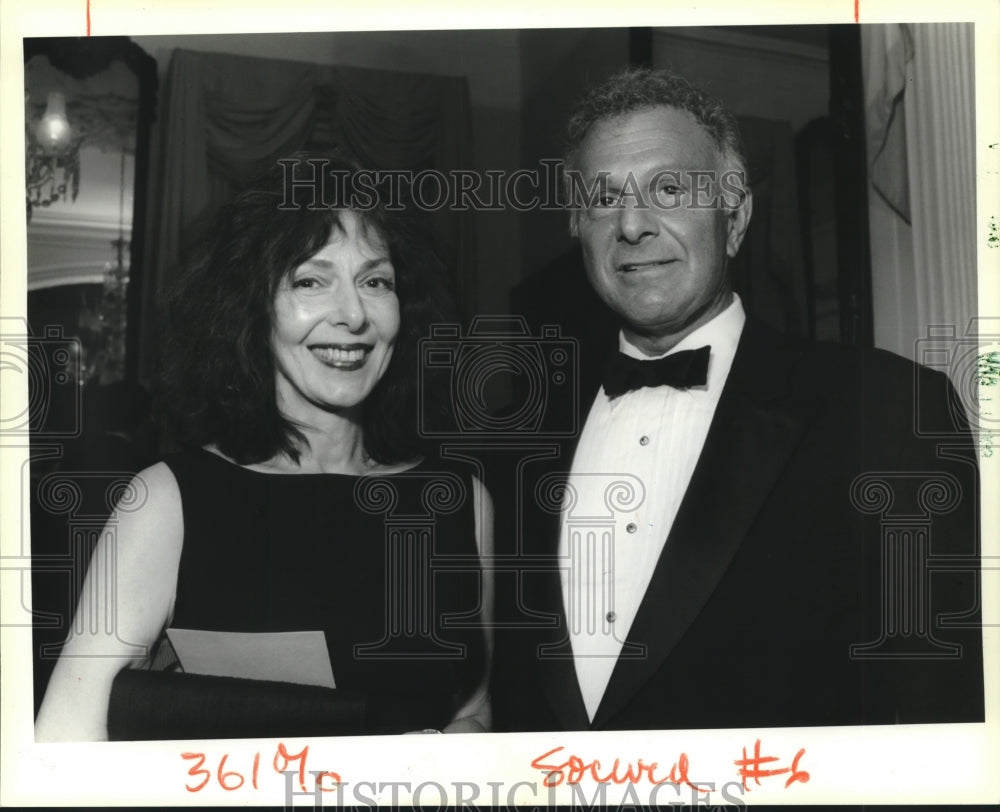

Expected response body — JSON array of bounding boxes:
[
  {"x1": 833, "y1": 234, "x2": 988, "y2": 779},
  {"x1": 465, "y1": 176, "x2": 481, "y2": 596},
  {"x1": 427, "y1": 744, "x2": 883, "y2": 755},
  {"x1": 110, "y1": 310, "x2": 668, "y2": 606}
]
[{"x1": 36, "y1": 155, "x2": 491, "y2": 741}]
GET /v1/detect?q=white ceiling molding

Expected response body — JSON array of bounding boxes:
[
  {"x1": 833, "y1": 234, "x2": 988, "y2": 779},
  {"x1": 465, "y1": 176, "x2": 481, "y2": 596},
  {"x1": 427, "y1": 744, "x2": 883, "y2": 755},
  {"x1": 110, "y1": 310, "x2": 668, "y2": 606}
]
[
  {"x1": 28, "y1": 208, "x2": 130, "y2": 243},
  {"x1": 27, "y1": 262, "x2": 108, "y2": 291},
  {"x1": 28, "y1": 208, "x2": 128, "y2": 291}
]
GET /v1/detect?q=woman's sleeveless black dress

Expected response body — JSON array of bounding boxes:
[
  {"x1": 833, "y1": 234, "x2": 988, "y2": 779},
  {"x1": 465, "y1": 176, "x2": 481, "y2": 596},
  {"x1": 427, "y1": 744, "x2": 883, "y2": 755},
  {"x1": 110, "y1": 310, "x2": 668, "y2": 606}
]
[{"x1": 107, "y1": 449, "x2": 487, "y2": 739}]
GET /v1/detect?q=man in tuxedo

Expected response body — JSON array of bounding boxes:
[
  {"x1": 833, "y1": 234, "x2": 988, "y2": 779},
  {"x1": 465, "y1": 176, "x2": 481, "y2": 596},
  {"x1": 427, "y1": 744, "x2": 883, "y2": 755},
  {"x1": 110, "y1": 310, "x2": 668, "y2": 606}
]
[{"x1": 491, "y1": 68, "x2": 983, "y2": 731}]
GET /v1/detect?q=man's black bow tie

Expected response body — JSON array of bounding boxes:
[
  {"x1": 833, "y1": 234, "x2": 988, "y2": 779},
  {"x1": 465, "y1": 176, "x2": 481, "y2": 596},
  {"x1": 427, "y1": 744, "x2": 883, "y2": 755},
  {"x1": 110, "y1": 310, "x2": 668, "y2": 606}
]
[{"x1": 602, "y1": 346, "x2": 711, "y2": 398}]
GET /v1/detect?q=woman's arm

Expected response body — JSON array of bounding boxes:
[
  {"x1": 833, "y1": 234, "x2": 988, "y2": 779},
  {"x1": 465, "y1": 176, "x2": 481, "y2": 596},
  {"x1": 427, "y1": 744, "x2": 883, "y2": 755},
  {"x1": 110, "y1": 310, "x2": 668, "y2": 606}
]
[
  {"x1": 34, "y1": 463, "x2": 185, "y2": 742},
  {"x1": 442, "y1": 475, "x2": 493, "y2": 733}
]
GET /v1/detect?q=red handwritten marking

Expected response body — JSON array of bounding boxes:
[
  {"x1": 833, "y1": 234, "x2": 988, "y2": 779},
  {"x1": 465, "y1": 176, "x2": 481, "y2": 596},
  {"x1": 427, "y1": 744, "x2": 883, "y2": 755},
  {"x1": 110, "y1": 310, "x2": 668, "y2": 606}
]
[
  {"x1": 217, "y1": 753, "x2": 244, "y2": 791},
  {"x1": 734, "y1": 739, "x2": 810, "y2": 791},
  {"x1": 182, "y1": 744, "x2": 341, "y2": 794},
  {"x1": 181, "y1": 752, "x2": 210, "y2": 793},
  {"x1": 854, "y1": 0, "x2": 859, "y2": 23},
  {"x1": 784, "y1": 749, "x2": 809, "y2": 788},
  {"x1": 86, "y1": 0, "x2": 91, "y2": 35},
  {"x1": 273, "y1": 742, "x2": 310, "y2": 793},
  {"x1": 316, "y1": 771, "x2": 343, "y2": 792},
  {"x1": 531, "y1": 746, "x2": 711, "y2": 793}
]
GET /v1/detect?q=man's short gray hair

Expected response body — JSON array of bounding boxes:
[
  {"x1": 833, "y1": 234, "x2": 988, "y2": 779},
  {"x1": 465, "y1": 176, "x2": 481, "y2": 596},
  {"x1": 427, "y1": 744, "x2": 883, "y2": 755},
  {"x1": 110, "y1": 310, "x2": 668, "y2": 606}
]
[{"x1": 564, "y1": 67, "x2": 748, "y2": 181}]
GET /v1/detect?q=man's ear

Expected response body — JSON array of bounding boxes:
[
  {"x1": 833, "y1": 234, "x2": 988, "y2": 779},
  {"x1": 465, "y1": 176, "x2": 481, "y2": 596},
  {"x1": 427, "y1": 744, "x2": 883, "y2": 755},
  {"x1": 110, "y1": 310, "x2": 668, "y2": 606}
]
[
  {"x1": 569, "y1": 208, "x2": 580, "y2": 238},
  {"x1": 725, "y1": 188, "x2": 752, "y2": 258}
]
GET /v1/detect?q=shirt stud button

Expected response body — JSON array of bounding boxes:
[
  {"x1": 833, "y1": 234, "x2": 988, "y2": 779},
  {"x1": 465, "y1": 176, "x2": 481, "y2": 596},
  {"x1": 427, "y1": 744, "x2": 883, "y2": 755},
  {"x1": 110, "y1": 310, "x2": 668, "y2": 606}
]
[
  {"x1": 606, "y1": 611, "x2": 617, "y2": 623},
  {"x1": 626, "y1": 522, "x2": 637, "y2": 533},
  {"x1": 639, "y1": 435, "x2": 650, "y2": 446}
]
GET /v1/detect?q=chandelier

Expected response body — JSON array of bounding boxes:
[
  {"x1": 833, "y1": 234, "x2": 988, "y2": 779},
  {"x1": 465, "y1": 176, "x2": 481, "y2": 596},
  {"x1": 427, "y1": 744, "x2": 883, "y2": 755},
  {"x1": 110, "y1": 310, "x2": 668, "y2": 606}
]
[
  {"x1": 24, "y1": 71, "x2": 137, "y2": 384},
  {"x1": 25, "y1": 90, "x2": 83, "y2": 221},
  {"x1": 24, "y1": 68, "x2": 138, "y2": 223}
]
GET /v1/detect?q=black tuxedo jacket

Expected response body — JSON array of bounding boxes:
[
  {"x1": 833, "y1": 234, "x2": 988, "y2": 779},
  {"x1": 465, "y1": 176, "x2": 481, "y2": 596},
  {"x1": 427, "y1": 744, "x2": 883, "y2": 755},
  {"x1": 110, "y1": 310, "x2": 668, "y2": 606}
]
[{"x1": 490, "y1": 320, "x2": 984, "y2": 730}]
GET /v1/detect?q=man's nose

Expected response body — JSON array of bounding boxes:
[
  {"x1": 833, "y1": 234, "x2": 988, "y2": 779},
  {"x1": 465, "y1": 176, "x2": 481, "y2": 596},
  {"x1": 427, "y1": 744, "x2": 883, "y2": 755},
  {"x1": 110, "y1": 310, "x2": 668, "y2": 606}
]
[{"x1": 616, "y1": 198, "x2": 659, "y2": 244}]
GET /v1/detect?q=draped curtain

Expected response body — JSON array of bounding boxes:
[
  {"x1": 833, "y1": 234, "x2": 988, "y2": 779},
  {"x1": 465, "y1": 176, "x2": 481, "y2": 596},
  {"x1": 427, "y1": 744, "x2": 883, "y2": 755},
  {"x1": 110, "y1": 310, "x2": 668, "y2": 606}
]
[
  {"x1": 139, "y1": 49, "x2": 473, "y2": 382},
  {"x1": 862, "y1": 24, "x2": 977, "y2": 377}
]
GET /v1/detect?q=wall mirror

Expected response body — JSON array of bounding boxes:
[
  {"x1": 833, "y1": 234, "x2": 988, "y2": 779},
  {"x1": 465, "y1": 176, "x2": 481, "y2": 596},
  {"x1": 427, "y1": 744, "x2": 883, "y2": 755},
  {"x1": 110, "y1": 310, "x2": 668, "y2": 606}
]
[{"x1": 24, "y1": 37, "x2": 156, "y2": 389}]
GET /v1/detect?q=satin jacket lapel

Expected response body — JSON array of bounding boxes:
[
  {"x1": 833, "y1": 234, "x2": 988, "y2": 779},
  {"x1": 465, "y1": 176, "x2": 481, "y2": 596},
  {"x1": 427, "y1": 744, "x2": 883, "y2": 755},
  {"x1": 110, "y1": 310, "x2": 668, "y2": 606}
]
[{"x1": 591, "y1": 322, "x2": 820, "y2": 729}]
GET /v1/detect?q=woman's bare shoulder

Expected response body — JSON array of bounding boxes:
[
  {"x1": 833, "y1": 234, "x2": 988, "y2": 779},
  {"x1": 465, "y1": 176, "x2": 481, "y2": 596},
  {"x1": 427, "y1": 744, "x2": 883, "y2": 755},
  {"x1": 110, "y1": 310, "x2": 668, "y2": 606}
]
[{"x1": 118, "y1": 461, "x2": 183, "y2": 524}]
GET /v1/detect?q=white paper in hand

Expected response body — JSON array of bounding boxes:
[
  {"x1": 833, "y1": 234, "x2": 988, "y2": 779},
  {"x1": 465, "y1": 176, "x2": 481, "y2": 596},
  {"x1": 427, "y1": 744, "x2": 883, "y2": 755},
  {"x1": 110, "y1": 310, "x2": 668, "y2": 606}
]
[{"x1": 165, "y1": 628, "x2": 336, "y2": 689}]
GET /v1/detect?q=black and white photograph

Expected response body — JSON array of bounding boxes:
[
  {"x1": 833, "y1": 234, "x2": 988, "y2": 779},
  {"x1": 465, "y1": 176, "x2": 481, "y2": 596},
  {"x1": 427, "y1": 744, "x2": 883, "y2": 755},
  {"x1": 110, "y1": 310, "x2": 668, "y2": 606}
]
[{"x1": 1, "y1": 0, "x2": 997, "y2": 807}]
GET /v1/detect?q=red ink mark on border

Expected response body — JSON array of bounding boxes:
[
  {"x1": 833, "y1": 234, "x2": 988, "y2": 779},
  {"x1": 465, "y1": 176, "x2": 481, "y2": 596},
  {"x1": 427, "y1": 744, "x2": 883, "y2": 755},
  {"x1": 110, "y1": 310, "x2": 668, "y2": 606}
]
[
  {"x1": 734, "y1": 740, "x2": 810, "y2": 791},
  {"x1": 86, "y1": 0, "x2": 91, "y2": 35},
  {"x1": 854, "y1": 0, "x2": 859, "y2": 23}
]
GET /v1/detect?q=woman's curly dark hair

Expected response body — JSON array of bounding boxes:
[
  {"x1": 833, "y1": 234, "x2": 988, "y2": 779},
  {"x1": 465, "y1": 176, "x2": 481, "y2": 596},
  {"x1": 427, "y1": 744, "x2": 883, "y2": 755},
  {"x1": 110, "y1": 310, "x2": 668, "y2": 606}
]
[{"x1": 162, "y1": 152, "x2": 453, "y2": 465}]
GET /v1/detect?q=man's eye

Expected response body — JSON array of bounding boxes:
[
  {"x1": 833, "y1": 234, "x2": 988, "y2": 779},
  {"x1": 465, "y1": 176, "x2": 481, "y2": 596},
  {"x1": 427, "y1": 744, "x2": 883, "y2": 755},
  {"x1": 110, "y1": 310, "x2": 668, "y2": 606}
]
[
  {"x1": 654, "y1": 184, "x2": 684, "y2": 199},
  {"x1": 292, "y1": 277, "x2": 319, "y2": 289},
  {"x1": 593, "y1": 194, "x2": 619, "y2": 209}
]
